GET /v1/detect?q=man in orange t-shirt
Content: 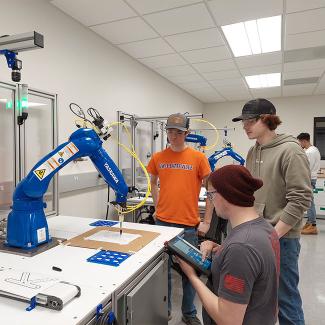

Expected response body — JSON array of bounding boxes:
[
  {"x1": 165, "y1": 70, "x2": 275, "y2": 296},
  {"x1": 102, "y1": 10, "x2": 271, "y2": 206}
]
[{"x1": 147, "y1": 113, "x2": 213, "y2": 325}]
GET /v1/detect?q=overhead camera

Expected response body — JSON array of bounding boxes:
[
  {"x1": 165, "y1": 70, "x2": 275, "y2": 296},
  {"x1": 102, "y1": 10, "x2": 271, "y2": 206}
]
[
  {"x1": 0, "y1": 31, "x2": 44, "y2": 82},
  {"x1": 11, "y1": 58, "x2": 22, "y2": 82}
]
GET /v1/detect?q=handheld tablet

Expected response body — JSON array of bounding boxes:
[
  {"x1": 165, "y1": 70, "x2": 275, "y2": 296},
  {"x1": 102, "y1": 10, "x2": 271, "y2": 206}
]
[{"x1": 166, "y1": 236, "x2": 211, "y2": 276}]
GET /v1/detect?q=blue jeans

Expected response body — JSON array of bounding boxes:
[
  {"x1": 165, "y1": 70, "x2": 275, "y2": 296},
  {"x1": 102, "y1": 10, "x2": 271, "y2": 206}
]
[
  {"x1": 278, "y1": 238, "x2": 305, "y2": 325},
  {"x1": 156, "y1": 219, "x2": 198, "y2": 318},
  {"x1": 306, "y1": 179, "x2": 317, "y2": 225}
]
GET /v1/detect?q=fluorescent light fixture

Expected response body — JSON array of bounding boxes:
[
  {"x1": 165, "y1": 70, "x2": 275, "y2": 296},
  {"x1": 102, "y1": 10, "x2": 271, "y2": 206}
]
[
  {"x1": 221, "y1": 15, "x2": 281, "y2": 57},
  {"x1": 245, "y1": 73, "x2": 281, "y2": 88},
  {"x1": 0, "y1": 98, "x2": 47, "y2": 108}
]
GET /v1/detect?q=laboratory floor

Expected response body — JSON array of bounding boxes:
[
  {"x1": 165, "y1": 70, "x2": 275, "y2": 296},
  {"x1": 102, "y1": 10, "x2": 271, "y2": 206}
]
[{"x1": 169, "y1": 219, "x2": 325, "y2": 325}]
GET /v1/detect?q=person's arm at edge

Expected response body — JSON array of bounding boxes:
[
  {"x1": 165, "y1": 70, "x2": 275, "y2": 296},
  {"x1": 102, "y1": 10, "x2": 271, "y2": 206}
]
[
  {"x1": 274, "y1": 220, "x2": 292, "y2": 238},
  {"x1": 198, "y1": 174, "x2": 213, "y2": 235},
  {"x1": 150, "y1": 173, "x2": 159, "y2": 209},
  {"x1": 275, "y1": 151, "x2": 312, "y2": 238}
]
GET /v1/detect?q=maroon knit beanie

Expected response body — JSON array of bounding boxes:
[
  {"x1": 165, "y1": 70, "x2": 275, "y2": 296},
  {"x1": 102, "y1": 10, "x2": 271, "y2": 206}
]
[{"x1": 208, "y1": 165, "x2": 263, "y2": 207}]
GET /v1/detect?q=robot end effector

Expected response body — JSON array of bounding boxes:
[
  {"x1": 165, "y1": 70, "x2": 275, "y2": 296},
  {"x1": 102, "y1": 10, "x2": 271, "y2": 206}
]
[{"x1": 0, "y1": 32, "x2": 44, "y2": 82}]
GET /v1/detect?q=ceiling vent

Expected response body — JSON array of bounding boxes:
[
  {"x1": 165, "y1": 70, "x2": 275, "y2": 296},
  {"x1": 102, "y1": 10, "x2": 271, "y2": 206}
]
[
  {"x1": 283, "y1": 77, "x2": 319, "y2": 86},
  {"x1": 284, "y1": 46, "x2": 325, "y2": 63}
]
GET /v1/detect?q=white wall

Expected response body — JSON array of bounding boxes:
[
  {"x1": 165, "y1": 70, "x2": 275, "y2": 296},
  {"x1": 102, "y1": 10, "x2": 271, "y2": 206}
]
[
  {"x1": 0, "y1": 0, "x2": 203, "y2": 219},
  {"x1": 204, "y1": 95, "x2": 325, "y2": 168}
]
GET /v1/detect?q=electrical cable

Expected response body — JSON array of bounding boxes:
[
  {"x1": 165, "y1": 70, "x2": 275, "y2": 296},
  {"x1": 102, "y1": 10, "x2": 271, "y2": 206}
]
[
  {"x1": 106, "y1": 121, "x2": 151, "y2": 215},
  {"x1": 192, "y1": 118, "x2": 220, "y2": 151},
  {"x1": 105, "y1": 186, "x2": 110, "y2": 220},
  {"x1": 69, "y1": 103, "x2": 93, "y2": 127}
]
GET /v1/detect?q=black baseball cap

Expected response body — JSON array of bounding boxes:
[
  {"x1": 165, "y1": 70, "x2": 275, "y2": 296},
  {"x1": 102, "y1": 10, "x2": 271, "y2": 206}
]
[{"x1": 232, "y1": 98, "x2": 276, "y2": 122}]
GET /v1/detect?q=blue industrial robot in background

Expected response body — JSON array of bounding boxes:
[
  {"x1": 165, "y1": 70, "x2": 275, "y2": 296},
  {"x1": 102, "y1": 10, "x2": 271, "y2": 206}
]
[
  {"x1": 6, "y1": 104, "x2": 128, "y2": 249},
  {"x1": 208, "y1": 144, "x2": 245, "y2": 170},
  {"x1": 185, "y1": 133, "x2": 245, "y2": 169}
]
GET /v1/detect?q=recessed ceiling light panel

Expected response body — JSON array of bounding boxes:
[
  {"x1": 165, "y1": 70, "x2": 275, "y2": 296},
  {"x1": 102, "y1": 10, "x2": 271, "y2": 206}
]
[
  {"x1": 245, "y1": 73, "x2": 281, "y2": 88},
  {"x1": 222, "y1": 15, "x2": 281, "y2": 57}
]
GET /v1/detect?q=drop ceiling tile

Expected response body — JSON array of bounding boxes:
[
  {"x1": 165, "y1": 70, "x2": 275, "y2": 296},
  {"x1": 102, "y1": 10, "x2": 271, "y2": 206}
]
[
  {"x1": 314, "y1": 87, "x2": 325, "y2": 94},
  {"x1": 318, "y1": 75, "x2": 325, "y2": 85},
  {"x1": 181, "y1": 46, "x2": 231, "y2": 63},
  {"x1": 168, "y1": 74, "x2": 204, "y2": 83},
  {"x1": 286, "y1": 8, "x2": 325, "y2": 35},
  {"x1": 125, "y1": 0, "x2": 201, "y2": 15},
  {"x1": 187, "y1": 87, "x2": 226, "y2": 103},
  {"x1": 178, "y1": 81, "x2": 213, "y2": 90},
  {"x1": 118, "y1": 38, "x2": 174, "y2": 58},
  {"x1": 191, "y1": 93, "x2": 226, "y2": 103},
  {"x1": 222, "y1": 92, "x2": 252, "y2": 101},
  {"x1": 283, "y1": 68, "x2": 324, "y2": 80},
  {"x1": 165, "y1": 28, "x2": 224, "y2": 52},
  {"x1": 284, "y1": 59, "x2": 325, "y2": 71},
  {"x1": 143, "y1": 3, "x2": 215, "y2": 36},
  {"x1": 189, "y1": 87, "x2": 224, "y2": 97},
  {"x1": 193, "y1": 59, "x2": 237, "y2": 73},
  {"x1": 315, "y1": 75, "x2": 325, "y2": 92},
  {"x1": 236, "y1": 52, "x2": 282, "y2": 68},
  {"x1": 314, "y1": 79, "x2": 325, "y2": 93},
  {"x1": 208, "y1": 0, "x2": 283, "y2": 25},
  {"x1": 90, "y1": 17, "x2": 158, "y2": 44},
  {"x1": 286, "y1": 0, "x2": 325, "y2": 14},
  {"x1": 214, "y1": 83, "x2": 250, "y2": 94},
  {"x1": 202, "y1": 69, "x2": 241, "y2": 81},
  {"x1": 240, "y1": 64, "x2": 282, "y2": 76},
  {"x1": 251, "y1": 87, "x2": 282, "y2": 98},
  {"x1": 210, "y1": 78, "x2": 246, "y2": 87},
  {"x1": 51, "y1": 0, "x2": 136, "y2": 26},
  {"x1": 282, "y1": 84, "x2": 317, "y2": 96},
  {"x1": 285, "y1": 30, "x2": 325, "y2": 51},
  {"x1": 139, "y1": 54, "x2": 187, "y2": 68},
  {"x1": 155, "y1": 65, "x2": 196, "y2": 77}
]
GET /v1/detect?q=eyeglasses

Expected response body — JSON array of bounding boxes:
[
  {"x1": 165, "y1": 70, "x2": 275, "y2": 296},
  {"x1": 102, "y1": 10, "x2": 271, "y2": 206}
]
[
  {"x1": 166, "y1": 129, "x2": 185, "y2": 136},
  {"x1": 206, "y1": 190, "x2": 217, "y2": 201},
  {"x1": 241, "y1": 118, "x2": 259, "y2": 126}
]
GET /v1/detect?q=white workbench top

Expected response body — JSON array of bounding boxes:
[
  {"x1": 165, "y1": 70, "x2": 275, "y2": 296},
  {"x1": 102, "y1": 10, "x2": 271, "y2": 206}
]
[{"x1": 0, "y1": 215, "x2": 183, "y2": 325}]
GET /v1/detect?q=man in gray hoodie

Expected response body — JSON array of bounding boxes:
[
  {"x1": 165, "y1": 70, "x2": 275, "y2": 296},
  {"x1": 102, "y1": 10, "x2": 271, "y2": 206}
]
[{"x1": 232, "y1": 98, "x2": 312, "y2": 325}]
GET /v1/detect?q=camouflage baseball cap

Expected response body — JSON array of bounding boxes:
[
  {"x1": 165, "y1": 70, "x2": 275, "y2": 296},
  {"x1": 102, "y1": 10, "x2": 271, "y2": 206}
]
[{"x1": 166, "y1": 113, "x2": 189, "y2": 131}]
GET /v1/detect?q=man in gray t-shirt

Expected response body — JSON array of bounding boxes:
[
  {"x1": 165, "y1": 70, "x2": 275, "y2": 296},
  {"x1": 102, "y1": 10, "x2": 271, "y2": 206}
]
[
  {"x1": 203, "y1": 217, "x2": 280, "y2": 325},
  {"x1": 178, "y1": 165, "x2": 280, "y2": 325}
]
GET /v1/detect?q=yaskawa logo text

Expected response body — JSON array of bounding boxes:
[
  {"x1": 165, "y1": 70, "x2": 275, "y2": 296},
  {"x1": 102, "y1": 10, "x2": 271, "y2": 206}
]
[{"x1": 104, "y1": 163, "x2": 119, "y2": 183}]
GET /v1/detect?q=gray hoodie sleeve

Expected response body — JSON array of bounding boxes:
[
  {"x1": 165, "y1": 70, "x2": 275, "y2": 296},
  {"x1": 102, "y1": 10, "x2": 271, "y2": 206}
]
[{"x1": 281, "y1": 148, "x2": 312, "y2": 227}]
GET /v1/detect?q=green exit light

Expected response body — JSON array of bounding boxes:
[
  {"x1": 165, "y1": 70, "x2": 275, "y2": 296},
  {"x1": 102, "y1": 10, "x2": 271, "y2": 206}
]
[
  {"x1": 21, "y1": 98, "x2": 28, "y2": 109},
  {"x1": 6, "y1": 100, "x2": 13, "y2": 109}
]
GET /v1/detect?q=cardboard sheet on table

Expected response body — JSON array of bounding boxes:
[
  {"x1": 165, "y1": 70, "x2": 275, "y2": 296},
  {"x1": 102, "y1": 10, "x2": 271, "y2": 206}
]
[{"x1": 66, "y1": 226, "x2": 160, "y2": 253}]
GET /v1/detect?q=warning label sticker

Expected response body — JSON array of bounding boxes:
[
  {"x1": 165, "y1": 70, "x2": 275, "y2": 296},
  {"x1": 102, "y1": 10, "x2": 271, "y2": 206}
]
[
  {"x1": 33, "y1": 142, "x2": 79, "y2": 181},
  {"x1": 34, "y1": 169, "x2": 46, "y2": 180}
]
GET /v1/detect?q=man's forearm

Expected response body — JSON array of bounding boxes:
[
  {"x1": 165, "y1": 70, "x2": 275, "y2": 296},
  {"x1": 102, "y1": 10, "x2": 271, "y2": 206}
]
[
  {"x1": 188, "y1": 276, "x2": 221, "y2": 322},
  {"x1": 274, "y1": 220, "x2": 292, "y2": 238},
  {"x1": 188, "y1": 275, "x2": 244, "y2": 325},
  {"x1": 151, "y1": 184, "x2": 159, "y2": 208},
  {"x1": 203, "y1": 198, "x2": 213, "y2": 224}
]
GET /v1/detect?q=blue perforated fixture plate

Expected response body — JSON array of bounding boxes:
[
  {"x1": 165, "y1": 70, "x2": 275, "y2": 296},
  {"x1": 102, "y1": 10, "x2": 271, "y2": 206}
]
[
  {"x1": 87, "y1": 250, "x2": 131, "y2": 267},
  {"x1": 89, "y1": 220, "x2": 118, "y2": 227}
]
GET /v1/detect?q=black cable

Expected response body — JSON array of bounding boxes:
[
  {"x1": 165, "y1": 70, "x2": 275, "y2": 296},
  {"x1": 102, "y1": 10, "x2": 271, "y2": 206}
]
[
  {"x1": 105, "y1": 186, "x2": 110, "y2": 220},
  {"x1": 87, "y1": 107, "x2": 101, "y2": 120},
  {"x1": 69, "y1": 103, "x2": 92, "y2": 125}
]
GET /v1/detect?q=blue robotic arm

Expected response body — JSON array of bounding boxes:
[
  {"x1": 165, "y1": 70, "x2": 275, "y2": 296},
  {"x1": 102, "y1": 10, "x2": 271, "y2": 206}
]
[
  {"x1": 185, "y1": 134, "x2": 207, "y2": 147},
  {"x1": 208, "y1": 147, "x2": 245, "y2": 171},
  {"x1": 7, "y1": 127, "x2": 128, "y2": 249}
]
